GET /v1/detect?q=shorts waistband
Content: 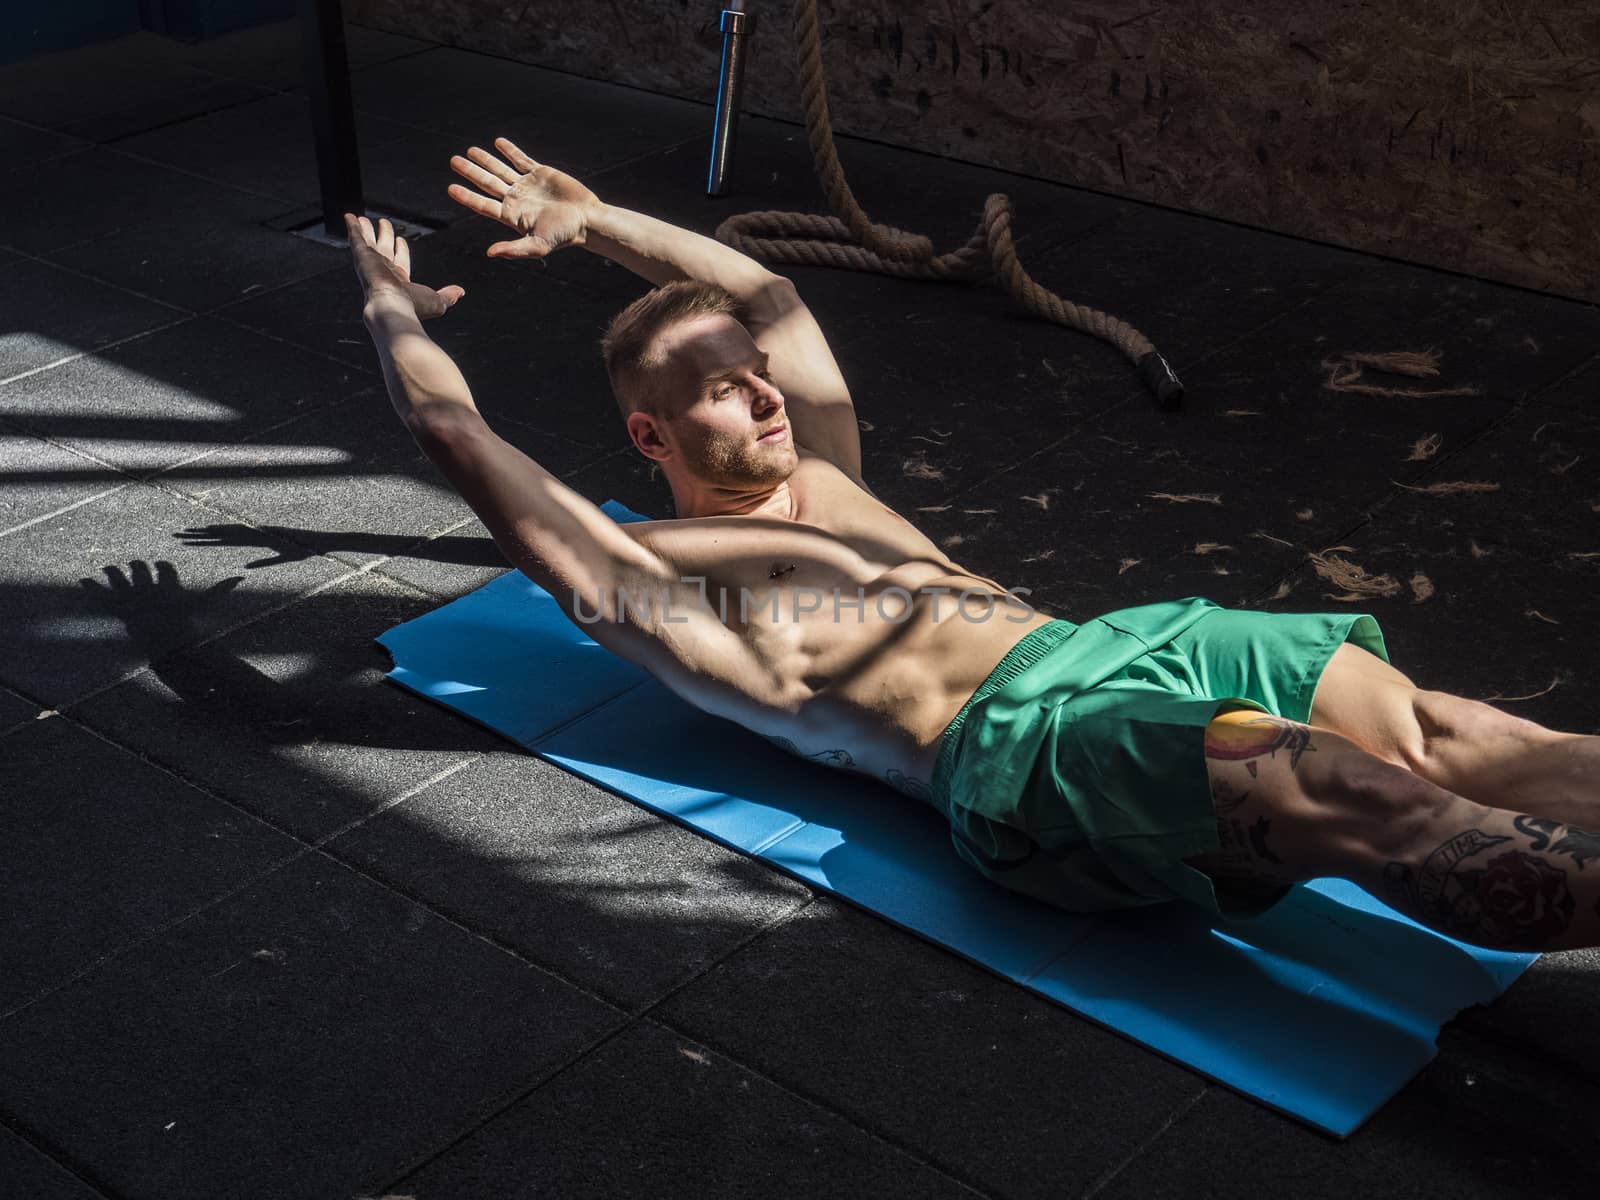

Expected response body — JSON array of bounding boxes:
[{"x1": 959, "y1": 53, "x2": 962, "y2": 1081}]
[{"x1": 932, "y1": 619, "x2": 1079, "y2": 801}]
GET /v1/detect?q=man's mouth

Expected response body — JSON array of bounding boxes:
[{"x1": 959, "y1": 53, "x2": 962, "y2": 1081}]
[{"x1": 758, "y1": 425, "x2": 787, "y2": 443}]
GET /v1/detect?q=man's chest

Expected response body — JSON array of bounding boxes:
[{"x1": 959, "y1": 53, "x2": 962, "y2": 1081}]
[{"x1": 626, "y1": 461, "x2": 951, "y2": 592}]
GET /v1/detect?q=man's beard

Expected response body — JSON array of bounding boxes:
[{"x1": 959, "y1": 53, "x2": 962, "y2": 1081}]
[{"x1": 686, "y1": 429, "x2": 793, "y2": 488}]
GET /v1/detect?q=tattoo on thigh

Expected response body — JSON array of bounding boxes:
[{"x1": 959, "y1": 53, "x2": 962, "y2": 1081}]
[
  {"x1": 1393, "y1": 827, "x2": 1576, "y2": 948},
  {"x1": 1205, "y1": 815, "x2": 1287, "y2": 889},
  {"x1": 1209, "y1": 776, "x2": 1251, "y2": 814},
  {"x1": 1514, "y1": 814, "x2": 1600, "y2": 870},
  {"x1": 1383, "y1": 861, "x2": 1418, "y2": 909},
  {"x1": 1248, "y1": 817, "x2": 1283, "y2": 864},
  {"x1": 1205, "y1": 715, "x2": 1314, "y2": 778}
]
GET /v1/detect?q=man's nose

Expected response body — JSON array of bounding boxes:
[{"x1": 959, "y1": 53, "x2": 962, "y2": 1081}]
[{"x1": 752, "y1": 376, "x2": 783, "y2": 411}]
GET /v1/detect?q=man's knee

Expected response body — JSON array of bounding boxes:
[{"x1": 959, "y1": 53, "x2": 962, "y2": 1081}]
[{"x1": 1407, "y1": 689, "x2": 1560, "y2": 779}]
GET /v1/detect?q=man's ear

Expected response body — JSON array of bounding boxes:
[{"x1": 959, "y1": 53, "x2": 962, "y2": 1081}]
[{"x1": 626, "y1": 411, "x2": 671, "y2": 463}]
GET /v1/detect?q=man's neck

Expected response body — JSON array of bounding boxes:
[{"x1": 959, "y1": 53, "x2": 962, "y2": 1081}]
[{"x1": 672, "y1": 480, "x2": 795, "y2": 521}]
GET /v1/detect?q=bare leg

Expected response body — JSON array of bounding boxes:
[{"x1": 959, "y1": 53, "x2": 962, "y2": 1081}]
[
  {"x1": 1407, "y1": 693, "x2": 1600, "y2": 823},
  {"x1": 1308, "y1": 642, "x2": 1600, "y2": 829},
  {"x1": 1188, "y1": 709, "x2": 1600, "y2": 952}
]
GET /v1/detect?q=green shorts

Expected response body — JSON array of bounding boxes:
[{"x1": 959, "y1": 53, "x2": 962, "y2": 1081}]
[{"x1": 928, "y1": 596, "x2": 1388, "y2": 919}]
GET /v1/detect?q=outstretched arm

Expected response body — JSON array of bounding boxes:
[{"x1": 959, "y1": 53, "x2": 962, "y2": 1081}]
[
  {"x1": 446, "y1": 140, "x2": 867, "y2": 489},
  {"x1": 345, "y1": 215, "x2": 795, "y2": 714}
]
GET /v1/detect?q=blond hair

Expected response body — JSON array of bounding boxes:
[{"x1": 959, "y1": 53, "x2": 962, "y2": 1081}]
[{"x1": 600, "y1": 279, "x2": 747, "y2": 418}]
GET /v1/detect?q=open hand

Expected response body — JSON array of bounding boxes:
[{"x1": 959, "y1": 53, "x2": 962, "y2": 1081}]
[
  {"x1": 79, "y1": 560, "x2": 243, "y2": 646},
  {"x1": 447, "y1": 138, "x2": 600, "y2": 259},
  {"x1": 345, "y1": 213, "x2": 465, "y2": 319},
  {"x1": 177, "y1": 524, "x2": 318, "y2": 568}
]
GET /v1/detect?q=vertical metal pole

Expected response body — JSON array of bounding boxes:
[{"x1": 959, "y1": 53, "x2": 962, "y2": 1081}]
[
  {"x1": 299, "y1": 0, "x2": 364, "y2": 238},
  {"x1": 707, "y1": 5, "x2": 754, "y2": 197}
]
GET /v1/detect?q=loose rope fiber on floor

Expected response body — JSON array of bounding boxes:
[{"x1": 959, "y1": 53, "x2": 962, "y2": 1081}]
[{"x1": 714, "y1": 0, "x2": 1185, "y2": 409}]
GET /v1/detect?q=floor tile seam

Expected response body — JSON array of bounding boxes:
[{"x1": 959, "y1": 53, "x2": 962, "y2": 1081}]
[
  {"x1": 308, "y1": 821, "x2": 634, "y2": 1015},
  {"x1": 192, "y1": 259, "x2": 366, "y2": 321},
  {"x1": 6, "y1": 144, "x2": 94, "y2": 172},
  {"x1": 0, "y1": 478, "x2": 134, "y2": 543},
  {"x1": 0, "y1": 145, "x2": 95, "y2": 188},
  {"x1": 0, "y1": 312, "x2": 194, "y2": 389},
  {"x1": 142, "y1": 63, "x2": 297, "y2": 101},
  {"x1": 360, "y1": 511, "x2": 499, "y2": 591},
  {"x1": 1077, "y1": 1083, "x2": 1212, "y2": 1200},
  {"x1": 203, "y1": 259, "x2": 376, "y2": 321},
  {"x1": 0, "y1": 835, "x2": 310, "y2": 1026},
  {"x1": 463, "y1": 413, "x2": 627, "y2": 464},
  {"x1": 140, "y1": 28, "x2": 431, "y2": 98},
  {"x1": 207, "y1": 303, "x2": 380, "y2": 376},
  {"x1": 29, "y1": 61, "x2": 275, "y2": 135},
  {"x1": 357, "y1": 44, "x2": 714, "y2": 116},
  {"x1": 1343, "y1": 366, "x2": 1596, "y2": 531},
  {"x1": 379, "y1": 898, "x2": 937, "y2": 1197},
  {"x1": 0, "y1": 1107, "x2": 122, "y2": 1200},
  {"x1": 997, "y1": 208, "x2": 1126, "y2": 274},
  {"x1": 14, "y1": 246, "x2": 201, "y2": 315},
  {"x1": 141, "y1": 385, "x2": 385, "y2": 485},
  {"x1": 371, "y1": 1007, "x2": 641, "y2": 1191},
  {"x1": 571, "y1": 131, "x2": 723, "y2": 187},
  {"x1": 98, "y1": 141, "x2": 312, "y2": 210},
  {"x1": 811, "y1": 249, "x2": 1124, "y2": 362},
  {"x1": 1517, "y1": 346, "x2": 1600, "y2": 410},
  {"x1": 225, "y1": 95, "x2": 426, "y2": 157},
  {"x1": 907, "y1": 393, "x2": 1128, "y2": 511},
  {"x1": 0, "y1": 745, "x2": 485, "y2": 1026},
  {"x1": 643, "y1": 1010, "x2": 1002, "y2": 1200},
  {"x1": 1169, "y1": 290, "x2": 1330, "y2": 375},
  {"x1": 0, "y1": 415, "x2": 186, "y2": 542},
  {"x1": 0, "y1": 110, "x2": 80, "y2": 136},
  {"x1": 0, "y1": 411, "x2": 362, "y2": 556},
  {"x1": 86, "y1": 77, "x2": 283, "y2": 147},
  {"x1": 594, "y1": 891, "x2": 1011, "y2": 1196}
]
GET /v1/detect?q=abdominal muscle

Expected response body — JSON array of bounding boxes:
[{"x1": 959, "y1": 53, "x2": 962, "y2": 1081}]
[{"x1": 721, "y1": 557, "x2": 1056, "y2": 798}]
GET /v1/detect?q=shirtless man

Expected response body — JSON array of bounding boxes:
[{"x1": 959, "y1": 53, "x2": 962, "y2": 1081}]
[{"x1": 346, "y1": 137, "x2": 1600, "y2": 954}]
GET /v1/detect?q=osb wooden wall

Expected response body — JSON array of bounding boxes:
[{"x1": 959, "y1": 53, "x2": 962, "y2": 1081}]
[{"x1": 349, "y1": 0, "x2": 1600, "y2": 302}]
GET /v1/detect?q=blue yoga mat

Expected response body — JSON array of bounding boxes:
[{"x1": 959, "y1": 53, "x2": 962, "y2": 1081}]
[{"x1": 378, "y1": 501, "x2": 1535, "y2": 1137}]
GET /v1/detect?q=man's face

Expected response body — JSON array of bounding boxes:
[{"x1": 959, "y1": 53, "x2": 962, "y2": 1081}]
[{"x1": 641, "y1": 313, "x2": 797, "y2": 487}]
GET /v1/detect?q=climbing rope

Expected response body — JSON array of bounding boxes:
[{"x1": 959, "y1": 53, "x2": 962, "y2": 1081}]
[{"x1": 714, "y1": 0, "x2": 1185, "y2": 409}]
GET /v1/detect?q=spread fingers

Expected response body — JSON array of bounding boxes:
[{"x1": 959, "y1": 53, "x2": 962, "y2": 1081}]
[
  {"x1": 446, "y1": 183, "x2": 503, "y2": 219},
  {"x1": 450, "y1": 153, "x2": 510, "y2": 196},
  {"x1": 494, "y1": 137, "x2": 539, "y2": 173},
  {"x1": 466, "y1": 145, "x2": 519, "y2": 187}
]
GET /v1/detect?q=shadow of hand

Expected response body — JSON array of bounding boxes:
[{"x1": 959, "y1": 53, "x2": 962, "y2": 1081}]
[
  {"x1": 179, "y1": 521, "x2": 508, "y2": 570},
  {"x1": 79, "y1": 560, "x2": 243, "y2": 651},
  {"x1": 176, "y1": 524, "x2": 318, "y2": 568}
]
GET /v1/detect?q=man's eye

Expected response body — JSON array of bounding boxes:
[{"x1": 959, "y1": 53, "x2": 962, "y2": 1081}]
[{"x1": 715, "y1": 384, "x2": 735, "y2": 399}]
